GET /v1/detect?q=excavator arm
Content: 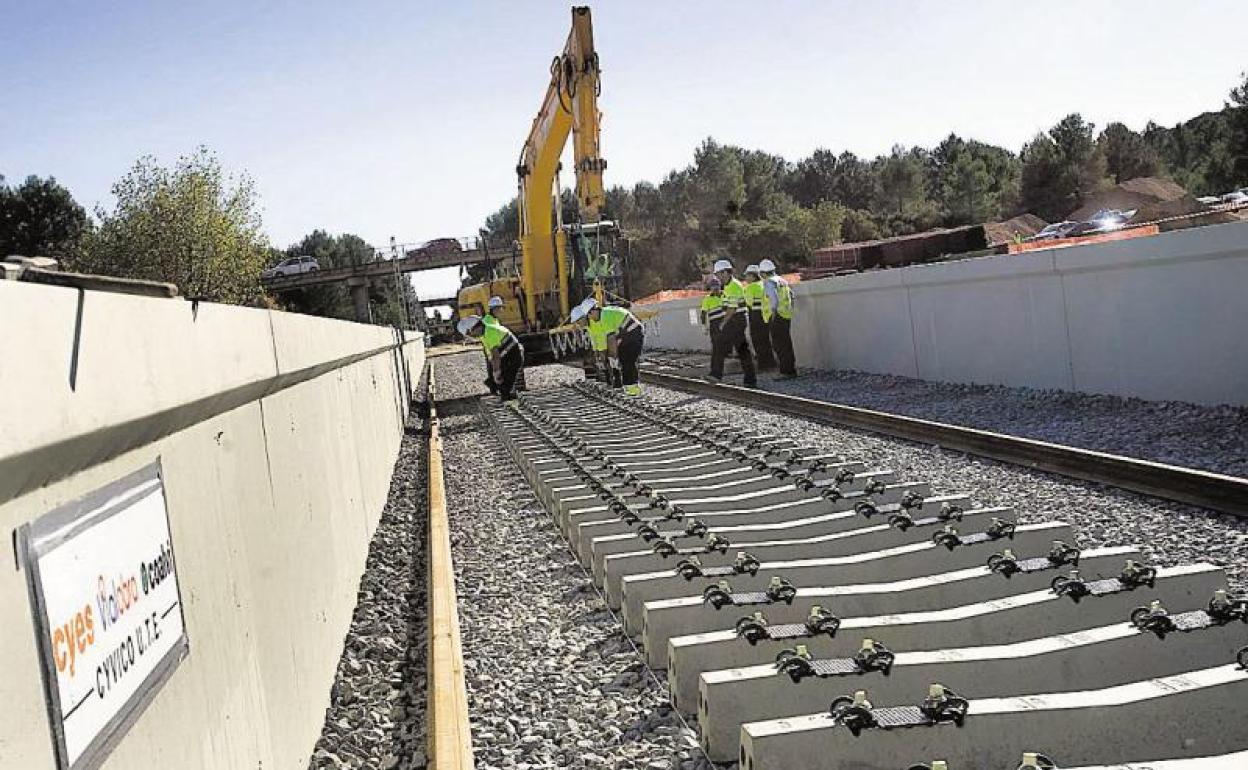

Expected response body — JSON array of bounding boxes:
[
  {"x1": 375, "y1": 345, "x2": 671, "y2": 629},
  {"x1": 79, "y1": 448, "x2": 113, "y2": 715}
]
[{"x1": 515, "y1": 5, "x2": 605, "y2": 325}]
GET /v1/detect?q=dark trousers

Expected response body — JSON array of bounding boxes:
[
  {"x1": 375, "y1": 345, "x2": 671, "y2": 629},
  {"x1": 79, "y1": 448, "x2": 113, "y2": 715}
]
[
  {"x1": 710, "y1": 315, "x2": 756, "y2": 386},
  {"x1": 770, "y1": 316, "x2": 796, "y2": 375},
  {"x1": 617, "y1": 328, "x2": 644, "y2": 386},
  {"x1": 497, "y1": 346, "x2": 524, "y2": 400},
  {"x1": 748, "y1": 310, "x2": 776, "y2": 370}
]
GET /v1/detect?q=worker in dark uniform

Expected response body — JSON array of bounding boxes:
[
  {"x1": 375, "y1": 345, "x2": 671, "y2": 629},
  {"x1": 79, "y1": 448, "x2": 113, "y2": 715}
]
[
  {"x1": 742, "y1": 264, "x2": 776, "y2": 371},
  {"x1": 580, "y1": 298, "x2": 645, "y2": 396},
  {"x1": 459, "y1": 314, "x2": 524, "y2": 401},
  {"x1": 707, "y1": 259, "x2": 757, "y2": 388}
]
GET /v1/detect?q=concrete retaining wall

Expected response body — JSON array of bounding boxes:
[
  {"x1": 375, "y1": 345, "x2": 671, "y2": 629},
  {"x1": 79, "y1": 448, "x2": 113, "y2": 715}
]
[
  {"x1": 641, "y1": 220, "x2": 1248, "y2": 406},
  {"x1": 0, "y1": 280, "x2": 424, "y2": 769}
]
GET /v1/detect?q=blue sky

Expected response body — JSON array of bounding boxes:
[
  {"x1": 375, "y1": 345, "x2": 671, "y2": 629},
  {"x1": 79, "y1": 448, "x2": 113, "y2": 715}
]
[{"x1": 4, "y1": 1, "x2": 1246, "y2": 299}]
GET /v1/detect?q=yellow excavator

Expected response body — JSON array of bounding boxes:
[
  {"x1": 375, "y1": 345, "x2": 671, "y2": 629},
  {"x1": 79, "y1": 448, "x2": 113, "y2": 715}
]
[{"x1": 457, "y1": 5, "x2": 628, "y2": 365}]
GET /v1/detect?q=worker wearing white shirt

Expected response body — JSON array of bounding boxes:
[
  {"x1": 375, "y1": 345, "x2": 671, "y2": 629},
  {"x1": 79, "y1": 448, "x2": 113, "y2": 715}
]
[{"x1": 759, "y1": 259, "x2": 797, "y2": 379}]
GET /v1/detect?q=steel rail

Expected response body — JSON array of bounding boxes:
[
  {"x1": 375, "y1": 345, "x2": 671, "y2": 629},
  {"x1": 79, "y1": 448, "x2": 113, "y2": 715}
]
[
  {"x1": 641, "y1": 370, "x2": 1248, "y2": 518},
  {"x1": 426, "y1": 365, "x2": 475, "y2": 770}
]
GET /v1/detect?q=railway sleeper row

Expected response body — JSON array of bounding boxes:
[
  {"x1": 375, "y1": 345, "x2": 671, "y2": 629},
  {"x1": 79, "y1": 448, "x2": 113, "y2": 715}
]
[{"x1": 479, "y1": 381, "x2": 1248, "y2": 769}]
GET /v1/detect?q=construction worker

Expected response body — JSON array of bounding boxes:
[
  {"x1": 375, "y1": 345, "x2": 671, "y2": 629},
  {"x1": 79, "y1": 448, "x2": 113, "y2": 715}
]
[
  {"x1": 699, "y1": 276, "x2": 725, "y2": 343},
  {"x1": 707, "y1": 259, "x2": 757, "y2": 388},
  {"x1": 742, "y1": 264, "x2": 776, "y2": 371},
  {"x1": 571, "y1": 300, "x2": 617, "y2": 387},
  {"x1": 760, "y1": 259, "x2": 796, "y2": 379},
  {"x1": 458, "y1": 314, "x2": 525, "y2": 401},
  {"x1": 480, "y1": 295, "x2": 506, "y2": 393},
  {"x1": 579, "y1": 298, "x2": 645, "y2": 396}
]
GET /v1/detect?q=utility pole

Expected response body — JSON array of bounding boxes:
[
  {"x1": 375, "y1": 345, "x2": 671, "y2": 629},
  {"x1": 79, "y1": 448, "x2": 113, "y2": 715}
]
[{"x1": 390, "y1": 236, "x2": 412, "y2": 330}]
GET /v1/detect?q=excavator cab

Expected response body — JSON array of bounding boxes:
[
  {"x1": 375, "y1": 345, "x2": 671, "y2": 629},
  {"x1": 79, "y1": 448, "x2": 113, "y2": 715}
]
[{"x1": 566, "y1": 220, "x2": 628, "y2": 310}]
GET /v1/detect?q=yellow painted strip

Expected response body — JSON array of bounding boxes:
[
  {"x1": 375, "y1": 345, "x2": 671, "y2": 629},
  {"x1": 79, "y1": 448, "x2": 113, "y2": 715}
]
[{"x1": 426, "y1": 365, "x2": 475, "y2": 769}]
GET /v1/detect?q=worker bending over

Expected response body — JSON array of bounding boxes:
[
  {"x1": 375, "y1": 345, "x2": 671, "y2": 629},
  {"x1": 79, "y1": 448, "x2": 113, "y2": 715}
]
[
  {"x1": 760, "y1": 259, "x2": 796, "y2": 379},
  {"x1": 707, "y1": 259, "x2": 757, "y2": 388},
  {"x1": 742, "y1": 265, "x2": 776, "y2": 371},
  {"x1": 700, "y1": 276, "x2": 725, "y2": 344},
  {"x1": 479, "y1": 295, "x2": 506, "y2": 394},
  {"x1": 458, "y1": 314, "x2": 525, "y2": 401},
  {"x1": 575, "y1": 298, "x2": 645, "y2": 396},
  {"x1": 575, "y1": 302, "x2": 617, "y2": 387}
]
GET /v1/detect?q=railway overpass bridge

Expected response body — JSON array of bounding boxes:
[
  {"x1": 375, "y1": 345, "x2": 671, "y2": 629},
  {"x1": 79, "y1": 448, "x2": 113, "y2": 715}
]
[{"x1": 262, "y1": 237, "x2": 515, "y2": 320}]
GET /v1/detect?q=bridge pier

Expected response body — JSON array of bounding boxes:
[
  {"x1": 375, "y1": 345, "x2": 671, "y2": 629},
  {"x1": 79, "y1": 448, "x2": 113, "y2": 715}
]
[{"x1": 347, "y1": 277, "x2": 371, "y2": 323}]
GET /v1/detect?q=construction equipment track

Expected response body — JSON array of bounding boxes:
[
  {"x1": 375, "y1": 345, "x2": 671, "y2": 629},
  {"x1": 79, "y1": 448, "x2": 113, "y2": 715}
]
[{"x1": 475, "y1": 379, "x2": 1248, "y2": 769}]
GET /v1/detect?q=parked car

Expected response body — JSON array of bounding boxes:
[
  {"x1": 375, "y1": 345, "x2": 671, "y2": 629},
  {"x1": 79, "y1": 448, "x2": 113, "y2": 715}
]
[
  {"x1": 1221, "y1": 189, "x2": 1248, "y2": 206},
  {"x1": 420, "y1": 238, "x2": 463, "y2": 256},
  {"x1": 262, "y1": 256, "x2": 320, "y2": 278},
  {"x1": 1066, "y1": 209, "x2": 1135, "y2": 238},
  {"x1": 1196, "y1": 195, "x2": 1222, "y2": 206},
  {"x1": 1027, "y1": 221, "x2": 1079, "y2": 241}
]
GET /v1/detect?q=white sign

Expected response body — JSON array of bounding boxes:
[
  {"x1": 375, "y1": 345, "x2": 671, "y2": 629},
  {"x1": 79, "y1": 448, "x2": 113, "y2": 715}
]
[
  {"x1": 688, "y1": 308, "x2": 699, "y2": 326},
  {"x1": 20, "y1": 462, "x2": 188, "y2": 770}
]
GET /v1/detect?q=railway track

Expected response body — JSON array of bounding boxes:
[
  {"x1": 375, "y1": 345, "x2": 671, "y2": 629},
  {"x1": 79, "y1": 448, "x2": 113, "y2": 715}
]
[
  {"x1": 465, "y1": 378, "x2": 1248, "y2": 769},
  {"x1": 637, "y1": 366, "x2": 1248, "y2": 519}
]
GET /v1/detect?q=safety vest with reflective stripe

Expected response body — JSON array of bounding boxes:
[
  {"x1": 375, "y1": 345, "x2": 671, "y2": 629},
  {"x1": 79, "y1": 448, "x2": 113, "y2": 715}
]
[
  {"x1": 721, "y1": 278, "x2": 746, "y2": 311},
  {"x1": 761, "y1": 277, "x2": 794, "y2": 322},
  {"x1": 587, "y1": 324, "x2": 608, "y2": 352},
  {"x1": 598, "y1": 306, "x2": 641, "y2": 335},
  {"x1": 588, "y1": 306, "x2": 641, "y2": 350},
  {"x1": 700, "y1": 294, "x2": 724, "y2": 325},
  {"x1": 744, "y1": 280, "x2": 765, "y2": 311},
  {"x1": 481, "y1": 320, "x2": 519, "y2": 356}
]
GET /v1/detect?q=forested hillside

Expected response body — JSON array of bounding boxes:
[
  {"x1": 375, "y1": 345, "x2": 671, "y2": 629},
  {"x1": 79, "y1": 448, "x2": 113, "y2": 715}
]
[{"x1": 479, "y1": 75, "x2": 1248, "y2": 297}]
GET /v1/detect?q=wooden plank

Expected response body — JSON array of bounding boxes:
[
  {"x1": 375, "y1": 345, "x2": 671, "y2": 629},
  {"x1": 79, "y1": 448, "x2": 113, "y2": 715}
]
[{"x1": 426, "y1": 365, "x2": 475, "y2": 769}]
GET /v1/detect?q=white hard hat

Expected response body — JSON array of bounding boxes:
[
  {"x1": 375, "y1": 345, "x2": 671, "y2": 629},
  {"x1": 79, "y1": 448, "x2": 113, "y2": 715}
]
[
  {"x1": 456, "y1": 315, "x2": 483, "y2": 335},
  {"x1": 569, "y1": 305, "x2": 587, "y2": 323},
  {"x1": 744, "y1": 264, "x2": 760, "y2": 275},
  {"x1": 488, "y1": 295, "x2": 504, "y2": 309},
  {"x1": 758, "y1": 259, "x2": 777, "y2": 273},
  {"x1": 711, "y1": 259, "x2": 733, "y2": 273},
  {"x1": 579, "y1": 297, "x2": 598, "y2": 313}
]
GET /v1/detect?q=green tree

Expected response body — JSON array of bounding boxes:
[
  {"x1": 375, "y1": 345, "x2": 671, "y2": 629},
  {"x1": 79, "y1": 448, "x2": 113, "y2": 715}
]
[
  {"x1": 77, "y1": 147, "x2": 268, "y2": 304},
  {"x1": 1228, "y1": 71, "x2": 1248, "y2": 187},
  {"x1": 875, "y1": 145, "x2": 928, "y2": 216},
  {"x1": 930, "y1": 134, "x2": 1020, "y2": 224},
  {"x1": 1098, "y1": 122, "x2": 1161, "y2": 183},
  {"x1": 0, "y1": 175, "x2": 90, "y2": 259},
  {"x1": 1021, "y1": 115, "x2": 1110, "y2": 219},
  {"x1": 1020, "y1": 133, "x2": 1069, "y2": 221}
]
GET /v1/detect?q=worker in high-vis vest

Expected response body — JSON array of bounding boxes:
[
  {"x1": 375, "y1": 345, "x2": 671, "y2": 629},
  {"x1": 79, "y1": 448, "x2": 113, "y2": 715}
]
[
  {"x1": 479, "y1": 295, "x2": 506, "y2": 394},
  {"x1": 700, "y1": 276, "x2": 726, "y2": 342},
  {"x1": 578, "y1": 298, "x2": 645, "y2": 396},
  {"x1": 707, "y1": 259, "x2": 757, "y2": 388},
  {"x1": 742, "y1": 264, "x2": 776, "y2": 371},
  {"x1": 759, "y1": 259, "x2": 796, "y2": 379},
  {"x1": 572, "y1": 301, "x2": 617, "y2": 387},
  {"x1": 458, "y1": 314, "x2": 525, "y2": 401}
]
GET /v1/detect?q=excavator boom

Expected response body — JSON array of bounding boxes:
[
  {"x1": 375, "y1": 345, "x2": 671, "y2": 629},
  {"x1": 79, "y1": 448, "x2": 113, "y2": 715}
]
[{"x1": 515, "y1": 5, "x2": 604, "y2": 325}]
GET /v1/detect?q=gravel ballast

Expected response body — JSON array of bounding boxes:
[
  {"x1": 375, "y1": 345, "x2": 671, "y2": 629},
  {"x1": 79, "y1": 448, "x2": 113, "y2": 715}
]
[
  {"x1": 649, "y1": 352, "x2": 1248, "y2": 478},
  {"x1": 308, "y1": 417, "x2": 429, "y2": 770},
  {"x1": 435, "y1": 352, "x2": 711, "y2": 769}
]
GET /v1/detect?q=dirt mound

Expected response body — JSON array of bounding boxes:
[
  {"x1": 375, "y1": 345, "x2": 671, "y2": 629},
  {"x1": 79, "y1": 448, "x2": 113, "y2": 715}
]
[
  {"x1": 984, "y1": 213, "x2": 1048, "y2": 245},
  {"x1": 1070, "y1": 176, "x2": 1188, "y2": 221}
]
